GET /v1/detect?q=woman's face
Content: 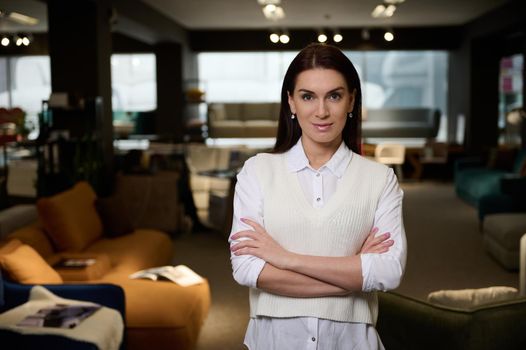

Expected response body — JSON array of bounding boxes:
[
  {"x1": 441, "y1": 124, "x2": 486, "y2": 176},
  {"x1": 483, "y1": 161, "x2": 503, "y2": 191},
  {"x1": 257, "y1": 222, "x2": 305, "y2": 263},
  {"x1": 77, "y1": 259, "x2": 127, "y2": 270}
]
[{"x1": 288, "y1": 68, "x2": 355, "y2": 149}]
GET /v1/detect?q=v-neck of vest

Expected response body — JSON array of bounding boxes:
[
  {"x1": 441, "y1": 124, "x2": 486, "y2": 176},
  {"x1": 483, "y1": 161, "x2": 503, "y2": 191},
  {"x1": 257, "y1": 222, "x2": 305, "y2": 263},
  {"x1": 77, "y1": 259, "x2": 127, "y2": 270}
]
[{"x1": 283, "y1": 153, "x2": 355, "y2": 216}]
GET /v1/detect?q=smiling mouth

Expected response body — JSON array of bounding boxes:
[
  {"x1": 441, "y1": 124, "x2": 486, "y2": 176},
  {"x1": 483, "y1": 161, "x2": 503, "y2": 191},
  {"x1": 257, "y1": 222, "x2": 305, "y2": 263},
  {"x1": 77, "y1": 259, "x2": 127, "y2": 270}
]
[{"x1": 312, "y1": 123, "x2": 333, "y2": 131}]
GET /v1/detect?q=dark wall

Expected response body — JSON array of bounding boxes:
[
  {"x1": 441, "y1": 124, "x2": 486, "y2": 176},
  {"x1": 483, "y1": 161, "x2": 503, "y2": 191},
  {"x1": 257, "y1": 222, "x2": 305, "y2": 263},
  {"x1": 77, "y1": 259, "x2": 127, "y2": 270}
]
[
  {"x1": 189, "y1": 27, "x2": 463, "y2": 52},
  {"x1": 449, "y1": 0, "x2": 526, "y2": 153},
  {"x1": 155, "y1": 42, "x2": 184, "y2": 142}
]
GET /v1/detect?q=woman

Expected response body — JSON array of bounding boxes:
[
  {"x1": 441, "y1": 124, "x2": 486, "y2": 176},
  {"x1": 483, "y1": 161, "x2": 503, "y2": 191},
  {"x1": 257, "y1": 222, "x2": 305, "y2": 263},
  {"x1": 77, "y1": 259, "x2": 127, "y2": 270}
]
[{"x1": 229, "y1": 43, "x2": 407, "y2": 349}]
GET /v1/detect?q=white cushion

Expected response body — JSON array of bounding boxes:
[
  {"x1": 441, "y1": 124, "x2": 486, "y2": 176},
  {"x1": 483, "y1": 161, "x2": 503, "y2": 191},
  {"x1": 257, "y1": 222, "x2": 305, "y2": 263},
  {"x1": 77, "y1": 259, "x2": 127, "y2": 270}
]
[{"x1": 427, "y1": 286, "x2": 519, "y2": 309}]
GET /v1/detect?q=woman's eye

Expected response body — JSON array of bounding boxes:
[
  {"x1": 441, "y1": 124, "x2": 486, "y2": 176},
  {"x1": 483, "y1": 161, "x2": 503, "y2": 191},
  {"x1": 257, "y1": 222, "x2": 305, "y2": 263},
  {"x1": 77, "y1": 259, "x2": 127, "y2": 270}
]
[
  {"x1": 329, "y1": 93, "x2": 341, "y2": 100},
  {"x1": 301, "y1": 94, "x2": 313, "y2": 101}
]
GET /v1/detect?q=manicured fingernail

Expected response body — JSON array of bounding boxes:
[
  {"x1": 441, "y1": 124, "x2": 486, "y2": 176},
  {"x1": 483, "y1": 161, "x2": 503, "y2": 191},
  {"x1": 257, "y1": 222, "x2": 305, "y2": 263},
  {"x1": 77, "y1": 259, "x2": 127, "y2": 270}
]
[{"x1": 384, "y1": 232, "x2": 391, "y2": 238}]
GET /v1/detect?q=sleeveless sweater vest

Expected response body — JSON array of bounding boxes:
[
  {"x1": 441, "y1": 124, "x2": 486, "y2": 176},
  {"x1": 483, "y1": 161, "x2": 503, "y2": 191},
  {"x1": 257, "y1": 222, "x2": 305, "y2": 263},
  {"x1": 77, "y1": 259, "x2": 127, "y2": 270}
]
[{"x1": 249, "y1": 151, "x2": 389, "y2": 324}]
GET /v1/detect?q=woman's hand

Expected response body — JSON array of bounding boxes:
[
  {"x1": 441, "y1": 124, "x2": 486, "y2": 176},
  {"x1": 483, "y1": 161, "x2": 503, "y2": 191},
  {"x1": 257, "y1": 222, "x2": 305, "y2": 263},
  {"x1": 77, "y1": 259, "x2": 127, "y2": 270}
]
[
  {"x1": 360, "y1": 227, "x2": 394, "y2": 254},
  {"x1": 230, "y1": 218, "x2": 292, "y2": 269}
]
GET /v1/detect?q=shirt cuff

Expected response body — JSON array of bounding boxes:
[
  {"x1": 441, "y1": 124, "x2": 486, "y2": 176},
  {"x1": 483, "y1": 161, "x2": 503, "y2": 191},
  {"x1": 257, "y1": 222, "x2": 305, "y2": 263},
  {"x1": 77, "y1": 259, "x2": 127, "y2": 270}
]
[
  {"x1": 360, "y1": 253, "x2": 374, "y2": 292},
  {"x1": 246, "y1": 257, "x2": 267, "y2": 288}
]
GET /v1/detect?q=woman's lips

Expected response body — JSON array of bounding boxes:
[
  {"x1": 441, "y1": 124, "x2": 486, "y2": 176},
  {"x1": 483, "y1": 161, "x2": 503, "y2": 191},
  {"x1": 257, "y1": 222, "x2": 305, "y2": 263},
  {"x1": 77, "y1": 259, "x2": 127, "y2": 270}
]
[{"x1": 312, "y1": 123, "x2": 333, "y2": 131}]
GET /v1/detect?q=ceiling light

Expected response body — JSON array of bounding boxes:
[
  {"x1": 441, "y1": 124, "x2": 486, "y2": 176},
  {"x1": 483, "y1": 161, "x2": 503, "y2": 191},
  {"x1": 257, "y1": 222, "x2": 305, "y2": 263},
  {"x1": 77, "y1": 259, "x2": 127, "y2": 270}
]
[
  {"x1": 384, "y1": 30, "x2": 394, "y2": 42},
  {"x1": 6, "y1": 11, "x2": 39, "y2": 26},
  {"x1": 21, "y1": 35, "x2": 30, "y2": 46},
  {"x1": 361, "y1": 28, "x2": 370, "y2": 41},
  {"x1": 371, "y1": 4, "x2": 386, "y2": 18},
  {"x1": 333, "y1": 33, "x2": 343, "y2": 43},
  {"x1": 262, "y1": 4, "x2": 285, "y2": 20},
  {"x1": 15, "y1": 35, "x2": 23, "y2": 46},
  {"x1": 384, "y1": 5, "x2": 397, "y2": 17},
  {"x1": 372, "y1": 3, "x2": 397, "y2": 18},
  {"x1": 318, "y1": 33, "x2": 328, "y2": 43},
  {"x1": 269, "y1": 32, "x2": 280, "y2": 43},
  {"x1": 257, "y1": 0, "x2": 281, "y2": 5},
  {"x1": 1, "y1": 36, "x2": 9, "y2": 47},
  {"x1": 279, "y1": 33, "x2": 290, "y2": 44},
  {"x1": 384, "y1": 0, "x2": 405, "y2": 4}
]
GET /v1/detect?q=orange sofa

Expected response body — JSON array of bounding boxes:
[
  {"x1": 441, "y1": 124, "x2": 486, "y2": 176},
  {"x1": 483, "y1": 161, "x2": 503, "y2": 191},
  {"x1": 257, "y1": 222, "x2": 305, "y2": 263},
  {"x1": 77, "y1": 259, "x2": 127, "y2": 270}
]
[{"x1": 0, "y1": 182, "x2": 210, "y2": 350}]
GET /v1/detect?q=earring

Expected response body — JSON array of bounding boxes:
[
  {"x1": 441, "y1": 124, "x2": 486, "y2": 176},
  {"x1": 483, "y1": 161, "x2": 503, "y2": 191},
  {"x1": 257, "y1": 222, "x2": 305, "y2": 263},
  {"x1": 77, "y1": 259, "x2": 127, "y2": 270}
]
[
  {"x1": 348, "y1": 112, "x2": 353, "y2": 118},
  {"x1": 291, "y1": 113, "x2": 296, "y2": 120}
]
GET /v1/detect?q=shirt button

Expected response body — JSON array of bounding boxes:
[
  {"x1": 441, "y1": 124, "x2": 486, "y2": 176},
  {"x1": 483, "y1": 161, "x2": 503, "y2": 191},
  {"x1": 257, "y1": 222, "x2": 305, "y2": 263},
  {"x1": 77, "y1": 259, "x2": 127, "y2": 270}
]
[
  {"x1": 316, "y1": 197, "x2": 321, "y2": 202},
  {"x1": 312, "y1": 337, "x2": 316, "y2": 342},
  {"x1": 316, "y1": 173, "x2": 320, "y2": 177}
]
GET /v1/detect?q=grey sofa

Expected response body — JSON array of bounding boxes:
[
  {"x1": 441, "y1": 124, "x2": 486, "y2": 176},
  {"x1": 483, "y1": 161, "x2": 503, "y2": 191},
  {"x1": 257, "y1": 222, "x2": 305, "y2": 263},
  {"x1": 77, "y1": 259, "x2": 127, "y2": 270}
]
[{"x1": 363, "y1": 108, "x2": 440, "y2": 138}]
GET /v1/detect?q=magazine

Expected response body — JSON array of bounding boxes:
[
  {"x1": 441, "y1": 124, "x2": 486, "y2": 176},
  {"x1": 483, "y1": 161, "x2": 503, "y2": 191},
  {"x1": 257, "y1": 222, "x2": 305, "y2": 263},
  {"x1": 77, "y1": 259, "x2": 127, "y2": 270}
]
[
  {"x1": 54, "y1": 258, "x2": 97, "y2": 269},
  {"x1": 129, "y1": 265, "x2": 204, "y2": 287},
  {"x1": 17, "y1": 303, "x2": 101, "y2": 329}
]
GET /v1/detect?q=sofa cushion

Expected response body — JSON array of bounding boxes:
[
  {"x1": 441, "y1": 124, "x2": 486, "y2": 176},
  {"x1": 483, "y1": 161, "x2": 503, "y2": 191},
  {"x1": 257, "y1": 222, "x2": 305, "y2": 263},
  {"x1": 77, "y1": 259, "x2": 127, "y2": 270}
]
[
  {"x1": 37, "y1": 182, "x2": 103, "y2": 252},
  {"x1": 0, "y1": 239, "x2": 62, "y2": 284},
  {"x1": 8, "y1": 222, "x2": 55, "y2": 259},
  {"x1": 85, "y1": 229, "x2": 173, "y2": 273},
  {"x1": 427, "y1": 286, "x2": 518, "y2": 309},
  {"x1": 95, "y1": 196, "x2": 134, "y2": 238},
  {"x1": 243, "y1": 103, "x2": 273, "y2": 121}
]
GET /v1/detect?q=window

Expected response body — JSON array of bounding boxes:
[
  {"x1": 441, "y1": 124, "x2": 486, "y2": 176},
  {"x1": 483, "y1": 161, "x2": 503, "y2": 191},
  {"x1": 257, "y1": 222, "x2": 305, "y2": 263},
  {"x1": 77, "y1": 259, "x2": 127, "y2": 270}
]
[
  {"x1": 111, "y1": 54, "x2": 157, "y2": 112},
  {"x1": 198, "y1": 50, "x2": 449, "y2": 140},
  {"x1": 0, "y1": 56, "x2": 51, "y2": 139},
  {"x1": 499, "y1": 54, "x2": 523, "y2": 145},
  {"x1": 198, "y1": 52, "x2": 297, "y2": 102},
  {"x1": 198, "y1": 50, "x2": 447, "y2": 110}
]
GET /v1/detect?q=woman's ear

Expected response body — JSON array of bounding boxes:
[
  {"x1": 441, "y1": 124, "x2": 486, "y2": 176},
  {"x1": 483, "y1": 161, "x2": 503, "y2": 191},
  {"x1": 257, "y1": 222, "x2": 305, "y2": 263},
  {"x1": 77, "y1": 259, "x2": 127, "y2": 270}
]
[
  {"x1": 348, "y1": 88, "x2": 357, "y2": 113},
  {"x1": 287, "y1": 91, "x2": 296, "y2": 114}
]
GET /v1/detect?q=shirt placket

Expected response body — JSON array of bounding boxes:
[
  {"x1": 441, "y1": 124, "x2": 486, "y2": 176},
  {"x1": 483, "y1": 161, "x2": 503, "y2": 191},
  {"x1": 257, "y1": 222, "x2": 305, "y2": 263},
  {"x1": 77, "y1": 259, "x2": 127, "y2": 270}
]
[
  {"x1": 306, "y1": 317, "x2": 319, "y2": 350},
  {"x1": 313, "y1": 170, "x2": 324, "y2": 208}
]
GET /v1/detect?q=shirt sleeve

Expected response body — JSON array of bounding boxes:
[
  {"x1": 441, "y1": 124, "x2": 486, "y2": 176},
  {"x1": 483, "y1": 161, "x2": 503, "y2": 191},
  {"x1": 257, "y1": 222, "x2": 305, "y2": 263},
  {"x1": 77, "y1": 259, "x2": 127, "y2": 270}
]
[
  {"x1": 229, "y1": 156, "x2": 266, "y2": 288},
  {"x1": 361, "y1": 168, "x2": 407, "y2": 292}
]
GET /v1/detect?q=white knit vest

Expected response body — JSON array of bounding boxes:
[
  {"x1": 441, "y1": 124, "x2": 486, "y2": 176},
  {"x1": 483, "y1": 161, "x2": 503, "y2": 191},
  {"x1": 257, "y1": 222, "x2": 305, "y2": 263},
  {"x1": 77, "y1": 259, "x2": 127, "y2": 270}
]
[{"x1": 249, "y1": 151, "x2": 389, "y2": 324}]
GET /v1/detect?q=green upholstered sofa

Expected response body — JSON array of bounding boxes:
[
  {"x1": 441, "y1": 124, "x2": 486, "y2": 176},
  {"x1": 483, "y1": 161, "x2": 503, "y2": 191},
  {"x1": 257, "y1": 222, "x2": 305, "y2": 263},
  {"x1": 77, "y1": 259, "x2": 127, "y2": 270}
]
[
  {"x1": 377, "y1": 291, "x2": 526, "y2": 350},
  {"x1": 454, "y1": 148, "x2": 526, "y2": 222}
]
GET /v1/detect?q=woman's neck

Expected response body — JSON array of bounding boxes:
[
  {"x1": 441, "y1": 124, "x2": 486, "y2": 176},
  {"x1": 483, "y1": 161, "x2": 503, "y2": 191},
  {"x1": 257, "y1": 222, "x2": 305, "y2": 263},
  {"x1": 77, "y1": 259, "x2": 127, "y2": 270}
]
[{"x1": 301, "y1": 137, "x2": 341, "y2": 170}]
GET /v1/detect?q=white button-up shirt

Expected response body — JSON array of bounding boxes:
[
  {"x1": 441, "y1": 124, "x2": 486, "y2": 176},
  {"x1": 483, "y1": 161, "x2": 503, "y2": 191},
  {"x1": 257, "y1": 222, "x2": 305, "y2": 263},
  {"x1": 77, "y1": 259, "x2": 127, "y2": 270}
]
[{"x1": 229, "y1": 140, "x2": 406, "y2": 350}]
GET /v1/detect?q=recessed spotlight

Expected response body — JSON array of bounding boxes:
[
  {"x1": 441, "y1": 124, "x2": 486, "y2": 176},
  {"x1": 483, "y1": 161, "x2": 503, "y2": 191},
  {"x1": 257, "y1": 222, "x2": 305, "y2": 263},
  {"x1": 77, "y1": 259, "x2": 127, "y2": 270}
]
[
  {"x1": 333, "y1": 33, "x2": 343, "y2": 43},
  {"x1": 384, "y1": 31, "x2": 394, "y2": 42},
  {"x1": 269, "y1": 33, "x2": 280, "y2": 43},
  {"x1": 318, "y1": 33, "x2": 328, "y2": 43},
  {"x1": 279, "y1": 33, "x2": 290, "y2": 44},
  {"x1": 1, "y1": 36, "x2": 10, "y2": 47}
]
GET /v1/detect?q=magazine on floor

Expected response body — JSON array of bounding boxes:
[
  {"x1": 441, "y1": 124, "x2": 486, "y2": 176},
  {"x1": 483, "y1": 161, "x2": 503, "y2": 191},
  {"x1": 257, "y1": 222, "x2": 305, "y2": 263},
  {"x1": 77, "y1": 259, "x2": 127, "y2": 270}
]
[
  {"x1": 129, "y1": 265, "x2": 205, "y2": 287},
  {"x1": 17, "y1": 303, "x2": 101, "y2": 329}
]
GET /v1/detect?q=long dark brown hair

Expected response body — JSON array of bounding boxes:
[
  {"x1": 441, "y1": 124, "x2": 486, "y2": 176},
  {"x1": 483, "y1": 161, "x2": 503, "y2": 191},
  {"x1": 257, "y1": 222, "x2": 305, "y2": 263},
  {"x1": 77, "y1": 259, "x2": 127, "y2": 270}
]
[{"x1": 272, "y1": 43, "x2": 362, "y2": 154}]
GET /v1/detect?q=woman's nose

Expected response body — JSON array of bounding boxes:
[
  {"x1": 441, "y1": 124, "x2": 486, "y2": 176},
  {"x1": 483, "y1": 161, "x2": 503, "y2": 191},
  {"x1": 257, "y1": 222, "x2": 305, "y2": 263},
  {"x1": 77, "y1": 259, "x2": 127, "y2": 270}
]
[{"x1": 316, "y1": 101, "x2": 329, "y2": 118}]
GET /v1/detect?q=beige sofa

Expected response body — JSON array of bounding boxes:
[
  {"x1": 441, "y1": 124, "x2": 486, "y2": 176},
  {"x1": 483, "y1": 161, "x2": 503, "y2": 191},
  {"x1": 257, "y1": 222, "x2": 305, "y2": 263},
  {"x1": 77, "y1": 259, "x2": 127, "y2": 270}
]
[{"x1": 207, "y1": 103, "x2": 280, "y2": 138}]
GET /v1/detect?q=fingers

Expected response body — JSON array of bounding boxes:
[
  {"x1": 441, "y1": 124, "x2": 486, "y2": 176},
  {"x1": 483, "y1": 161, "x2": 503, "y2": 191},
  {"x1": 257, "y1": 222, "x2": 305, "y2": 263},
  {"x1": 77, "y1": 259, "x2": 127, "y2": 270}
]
[
  {"x1": 241, "y1": 217, "x2": 265, "y2": 232},
  {"x1": 230, "y1": 239, "x2": 259, "y2": 254},
  {"x1": 231, "y1": 230, "x2": 258, "y2": 241},
  {"x1": 364, "y1": 239, "x2": 395, "y2": 254},
  {"x1": 372, "y1": 232, "x2": 391, "y2": 245}
]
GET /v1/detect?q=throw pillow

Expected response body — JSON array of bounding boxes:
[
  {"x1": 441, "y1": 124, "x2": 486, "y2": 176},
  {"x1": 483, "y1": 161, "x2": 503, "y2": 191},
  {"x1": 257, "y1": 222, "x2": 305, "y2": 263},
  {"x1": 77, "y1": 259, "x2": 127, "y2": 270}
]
[
  {"x1": 0, "y1": 242, "x2": 62, "y2": 284},
  {"x1": 95, "y1": 196, "x2": 134, "y2": 237},
  {"x1": 427, "y1": 286, "x2": 519, "y2": 309},
  {"x1": 37, "y1": 182, "x2": 103, "y2": 252}
]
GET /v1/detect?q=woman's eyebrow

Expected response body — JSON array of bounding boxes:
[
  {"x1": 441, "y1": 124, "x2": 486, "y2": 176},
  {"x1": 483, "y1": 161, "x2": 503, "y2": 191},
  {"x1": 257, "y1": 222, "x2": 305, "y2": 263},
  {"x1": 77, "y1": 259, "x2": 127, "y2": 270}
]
[{"x1": 297, "y1": 87, "x2": 345, "y2": 94}]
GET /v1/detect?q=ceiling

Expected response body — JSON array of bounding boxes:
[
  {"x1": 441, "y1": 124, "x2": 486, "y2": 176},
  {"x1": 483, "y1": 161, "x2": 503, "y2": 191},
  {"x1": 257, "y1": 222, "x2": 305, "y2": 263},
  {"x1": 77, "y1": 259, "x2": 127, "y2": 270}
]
[
  {"x1": 0, "y1": 0, "x2": 512, "y2": 34},
  {"x1": 141, "y1": 0, "x2": 511, "y2": 29}
]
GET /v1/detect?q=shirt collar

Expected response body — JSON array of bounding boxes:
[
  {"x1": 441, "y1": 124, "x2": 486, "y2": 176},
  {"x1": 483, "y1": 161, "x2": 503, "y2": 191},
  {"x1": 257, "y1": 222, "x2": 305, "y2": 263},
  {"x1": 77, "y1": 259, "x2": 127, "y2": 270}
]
[{"x1": 286, "y1": 139, "x2": 352, "y2": 178}]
